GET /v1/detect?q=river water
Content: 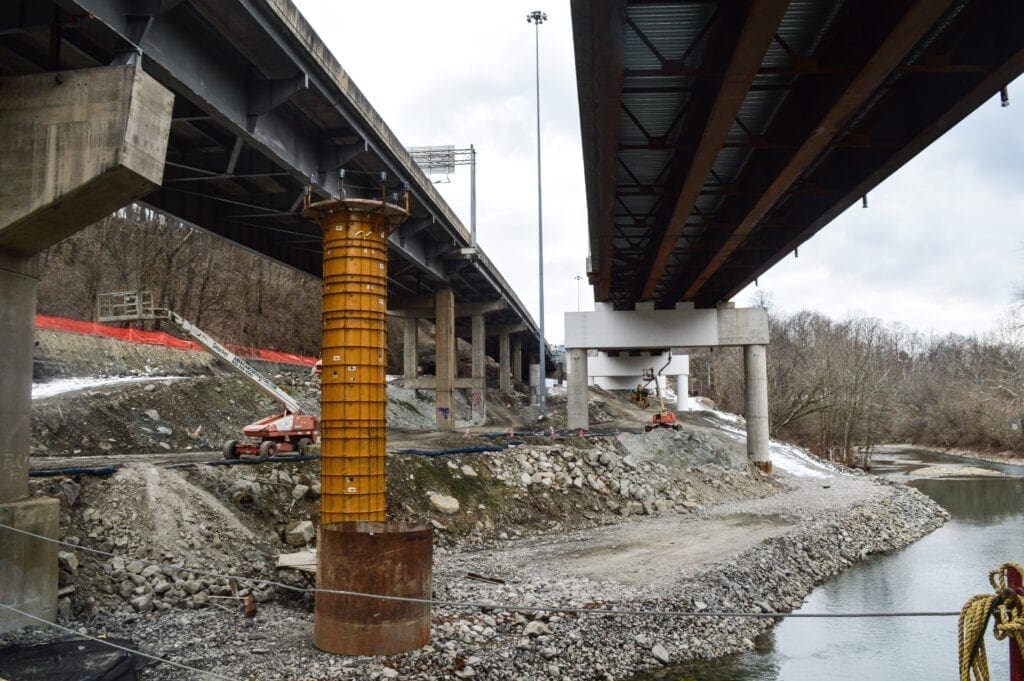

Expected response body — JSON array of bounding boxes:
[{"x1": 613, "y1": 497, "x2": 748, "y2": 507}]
[{"x1": 654, "y1": 448, "x2": 1024, "y2": 680}]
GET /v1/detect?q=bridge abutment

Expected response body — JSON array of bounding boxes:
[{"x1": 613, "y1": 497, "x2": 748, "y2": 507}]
[{"x1": 0, "y1": 64, "x2": 173, "y2": 632}]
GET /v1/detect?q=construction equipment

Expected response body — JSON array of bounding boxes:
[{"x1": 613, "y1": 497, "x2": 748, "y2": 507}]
[
  {"x1": 641, "y1": 354, "x2": 680, "y2": 432},
  {"x1": 96, "y1": 291, "x2": 318, "y2": 458},
  {"x1": 629, "y1": 384, "x2": 651, "y2": 409}
]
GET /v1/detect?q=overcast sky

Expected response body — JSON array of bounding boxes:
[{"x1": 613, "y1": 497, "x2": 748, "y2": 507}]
[{"x1": 293, "y1": 0, "x2": 1023, "y2": 344}]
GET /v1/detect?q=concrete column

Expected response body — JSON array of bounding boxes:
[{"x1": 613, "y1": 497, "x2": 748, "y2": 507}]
[
  {"x1": 567, "y1": 348, "x2": 589, "y2": 431},
  {"x1": 403, "y1": 317, "x2": 418, "y2": 380},
  {"x1": 470, "y1": 315, "x2": 486, "y2": 424},
  {"x1": 0, "y1": 254, "x2": 38, "y2": 503},
  {"x1": 675, "y1": 373, "x2": 690, "y2": 414},
  {"x1": 435, "y1": 289, "x2": 455, "y2": 430},
  {"x1": 0, "y1": 254, "x2": 60, "y2": 633},
  {"x1": 499, "y1": 332, "x2": 511, "y2": 396},
  {"x1": 744, "y1": 344, "x2": 771, "y2": 473},
  {"x1": 512, "y1": 337, "x2": 523, "y2": 384},
  {"x1": 0, "y1": 65, "x2": 172, "y2": 633},
  {"x1": 529, "y1": 362, "x2": 540, "y2": 406}
]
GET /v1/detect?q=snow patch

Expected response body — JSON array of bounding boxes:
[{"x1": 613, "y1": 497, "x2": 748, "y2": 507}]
[
  {"x1": 700, "y1": 407, "x2": 839, "y2": 478},
  {"x1": 32, "y1": 376, "x2": 184, "y2": 400}
]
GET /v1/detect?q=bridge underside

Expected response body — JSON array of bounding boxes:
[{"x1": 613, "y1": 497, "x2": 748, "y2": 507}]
[
  {"x1": 0, "y1": 0, "x2": 537, "y2": 336},
  {"x1": 573, "y1": 0, "x2": 1024, "y2": 309}
]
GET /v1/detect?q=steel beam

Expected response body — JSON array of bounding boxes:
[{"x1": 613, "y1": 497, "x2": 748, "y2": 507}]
[
  {"x1": 724, "y1": 44, "x2": 1024, "y2": 301},
  {"x1": 638, "y1": 0, "x2": 790, "y2": 301},
  {"x1": 571, "y1": 0, "x2": 626, "y2": 300},
  {"x1": 681, "y1": 0, "x2": 956, "y2": 301}
]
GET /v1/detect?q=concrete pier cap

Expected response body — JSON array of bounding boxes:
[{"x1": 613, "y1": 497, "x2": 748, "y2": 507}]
[{"x1": 563, "y1": 302, "x2": 771, "y2": 469}]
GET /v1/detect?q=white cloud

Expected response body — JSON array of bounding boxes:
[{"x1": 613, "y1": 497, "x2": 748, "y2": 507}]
[{"x1": 737, "y1": 93, "x2": 1024, "y2": 336}]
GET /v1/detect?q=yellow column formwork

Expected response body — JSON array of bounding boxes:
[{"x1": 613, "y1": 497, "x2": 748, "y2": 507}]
[{"x1": 303, "y1": 197, "x2": 407, "y2": 523}]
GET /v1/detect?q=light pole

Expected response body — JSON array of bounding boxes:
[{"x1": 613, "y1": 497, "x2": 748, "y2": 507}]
[
  {"x1": 527, "y1": 9, "x2": 547, "y2": 418},
  {"x1": 575, "y1": 274, "x2": 582, "y2": 311}
]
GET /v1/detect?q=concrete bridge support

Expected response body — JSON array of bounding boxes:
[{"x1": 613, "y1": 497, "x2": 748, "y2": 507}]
[
  {"x1": 564, "y1": 303, "x2": 771, "y2": 470},
  {"x1": 0, "y1": 64, "x2": 173, "y2": 632},
  {"x1": 675, "y1": 372, "x2": 690, "y2": 414},
  {"x1": 512, "y1": 337, "x2": 523, "y2": 385},
  {"x1": 434, "y1": 289, "x2": 455, "y2": 431},
  {"x1": 744, "y1": 345, "x2": 771, "y2": 473},
  {"x1": 393, "y1": 297, "x2": 511, "y2": 429},
  {"x1": 567, "y1": 348, "x2": 589, "y2": 431},
  {"x1": 403, "y1": 317, "x2": 418, "y2": 380},
  {"x1": 470, "y1": 315, "x2": 486, "y2": 424},
  {"x1": 499, "y1": 333, "x2": 511, "y2": 396}
]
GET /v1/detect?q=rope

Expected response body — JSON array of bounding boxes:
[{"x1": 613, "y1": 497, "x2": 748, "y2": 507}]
[
  {"x1": 0, "y1": 601, "x2": 239, "y2": 681},
  {"x1": 0, "y1": 523, "x2": 961, "y2": 620},
  {"x1": 958, "y1": 562, "x2": 1024, "y2": 681}
]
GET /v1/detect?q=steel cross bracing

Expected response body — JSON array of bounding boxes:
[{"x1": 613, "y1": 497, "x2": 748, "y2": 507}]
[
  {"x1": 572, "y1": 0, "x2": 1024, "y2": 310},
  {"x1": 0, "y1": 0, "x2": 543, "y2": 353}
]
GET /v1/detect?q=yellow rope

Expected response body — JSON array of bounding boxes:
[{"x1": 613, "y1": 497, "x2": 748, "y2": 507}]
[{"x1": 959, "y1": 562, "x2": 1024, "y2": 681}]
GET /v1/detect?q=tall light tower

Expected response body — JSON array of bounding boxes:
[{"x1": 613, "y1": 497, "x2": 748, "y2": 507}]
[{"x1": 527, "y1": 9, "x2": 547, "y2": 417}]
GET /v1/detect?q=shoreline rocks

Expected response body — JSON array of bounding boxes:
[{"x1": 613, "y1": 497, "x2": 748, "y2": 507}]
[{"x1": 6, "y1": 474, "x2": 948, "y2": 680}]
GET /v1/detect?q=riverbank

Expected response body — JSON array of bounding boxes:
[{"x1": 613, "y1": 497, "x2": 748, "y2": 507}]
[
  {"x1": 879, "y1": 443, "x2": 1024, "y2": 470},
  {"x1": 6, "y1": 464, "x2": 947, "y2": 680}
]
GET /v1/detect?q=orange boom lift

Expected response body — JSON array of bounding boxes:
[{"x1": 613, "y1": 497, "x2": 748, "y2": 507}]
[{"x1": 96, "y1": 291, "x2": 318, "y2": 458}]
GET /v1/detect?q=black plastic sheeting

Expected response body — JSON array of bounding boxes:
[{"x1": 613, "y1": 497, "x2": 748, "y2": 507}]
[
  {"x1": 394, "y1": 445, "x2": 511, "y2": 456},
  {"x1": 0, "y1": 638, "x2": 154, "y2": 680},
  {"x1": 29, "y1": 466, "x2": 119, "y2": 478}
]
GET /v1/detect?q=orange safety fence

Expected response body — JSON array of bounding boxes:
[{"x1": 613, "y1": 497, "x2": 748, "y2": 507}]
[{"x1": 35, "y1": 314, "x2": 317, "y2": 368}]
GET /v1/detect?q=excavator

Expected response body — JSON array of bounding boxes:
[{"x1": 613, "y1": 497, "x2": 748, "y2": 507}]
[{"x1": 96, "y1": 291, "x2": 318, "y2": 459}]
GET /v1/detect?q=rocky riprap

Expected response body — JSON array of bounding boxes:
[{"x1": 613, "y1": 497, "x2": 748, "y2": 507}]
[{"x1": 9, "y1": 469, "x2": 948, "y2": 680}]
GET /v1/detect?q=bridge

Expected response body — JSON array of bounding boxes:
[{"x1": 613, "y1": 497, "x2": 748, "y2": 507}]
[
  {"x1": 571, "y1": 0, "x2": 1024, "y2": 309},
  {"x1": 0, "y1": 0, "x2": 544, "y2": 631},
  {"x1": 562, "y1": 0, "x2": 1024, "y2": 465}
]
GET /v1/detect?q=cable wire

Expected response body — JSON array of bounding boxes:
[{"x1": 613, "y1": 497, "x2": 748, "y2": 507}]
[
  {"x1": 0, "y1": 601, "x2": 239, "y2": 681},
  {"x1": 0, "y1": 523, "x2": 961, "y2": 620}
]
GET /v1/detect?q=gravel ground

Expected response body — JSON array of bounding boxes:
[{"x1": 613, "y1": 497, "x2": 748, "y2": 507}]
[{"x1": 5, "y1": 470, "x2": 948, "y2": 680}]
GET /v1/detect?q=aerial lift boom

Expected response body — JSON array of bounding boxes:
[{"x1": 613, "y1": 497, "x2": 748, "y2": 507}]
[
  {"x1": 96, "y1": 291, "x2": 317, "y2": 457},
  {"x1": 155, "y1": 308, "x2": 302, "y2": 414}
]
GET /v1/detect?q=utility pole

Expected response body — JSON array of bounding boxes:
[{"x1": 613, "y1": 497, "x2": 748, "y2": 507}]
[{"x1": 527, "y1": 9, "x2": 547, "y2": 417}]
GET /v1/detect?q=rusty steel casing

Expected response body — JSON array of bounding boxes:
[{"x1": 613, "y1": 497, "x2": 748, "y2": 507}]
[
  {"x1": 304, "y1": 198, "x2": 407, "y2": 523},
  {"x1": 313, "y1": 521, "x2": 433, "y2": 655}
]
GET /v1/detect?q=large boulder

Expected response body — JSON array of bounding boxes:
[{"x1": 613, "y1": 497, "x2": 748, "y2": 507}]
[{"x1": 285, "y1": 520, "x2": 315, "y2": 546}]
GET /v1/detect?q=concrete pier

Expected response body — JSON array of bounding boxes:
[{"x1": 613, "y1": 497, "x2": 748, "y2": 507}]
[
  {"x1": 675, "y1": 373, "x2": 690, "y2": 414},
  {"x1": 567, "y1": 348, "x2": 589, "y2": 431},
  {"x1": 403, "y1": 317, "x2": 418, "y2": 380},
  {"x1": 0, "y1": 254, "x2": 38, "y2": 503},
  {"x1": 0, "y1": 66, "x2": 173, "y2": 253},
  {"x1": 471, "y1": 315, "x2": 486, "y2": 424},
  {"x1": 499, "y1": 333, "x2": 511, "y2": 396},
  {"x1": 529, "y1": 363, "x2": 540, "y2": 406},
  {"x1": 434, "y1": 289, "x2": 455, "y2": 430},
  {"x1": 0, "y1": 64, "x2": 173, "y2": 632},
  {"x1": 512, "y1": 337, "x2": 523, "y2": 385},
  {"x1": 744, "y1": 344, "x2": 771, "y2": 472}
]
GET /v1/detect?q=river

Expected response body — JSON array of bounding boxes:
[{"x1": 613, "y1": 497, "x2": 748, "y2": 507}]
[{"x1": 650, "y1": 447, "x2": 1024, "y2": 680}]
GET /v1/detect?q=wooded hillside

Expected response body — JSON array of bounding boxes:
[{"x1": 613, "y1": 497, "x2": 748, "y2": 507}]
[{"x1": 38, "y1": 205, "x2": 322, "y2": 356}]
